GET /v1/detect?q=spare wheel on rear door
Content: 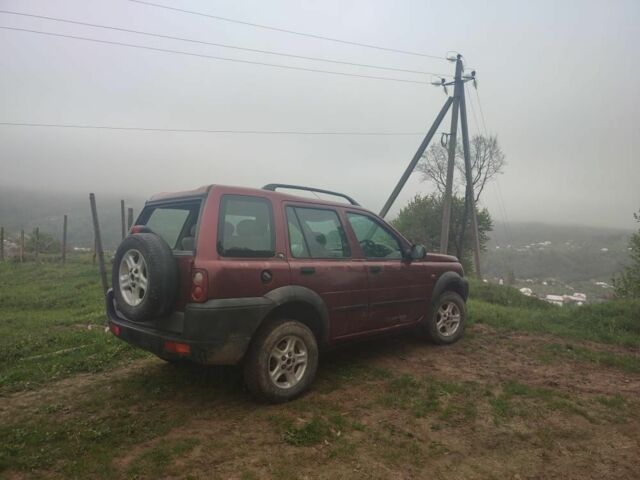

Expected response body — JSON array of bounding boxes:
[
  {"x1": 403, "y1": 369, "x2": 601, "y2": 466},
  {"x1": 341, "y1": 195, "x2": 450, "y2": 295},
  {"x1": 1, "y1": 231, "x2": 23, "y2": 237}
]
[{"x1": 112, "y1": 232, "x2": 178, "y2": 321}]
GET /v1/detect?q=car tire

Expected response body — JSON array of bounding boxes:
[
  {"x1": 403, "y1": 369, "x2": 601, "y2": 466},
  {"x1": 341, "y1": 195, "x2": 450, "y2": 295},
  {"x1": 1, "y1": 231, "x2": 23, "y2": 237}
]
[
  {"x1": 112, "y1": 233, "x2": 178, "y2": 322},
  {"x1": 423, "y1": 291, "x2": 466, "y2": 345},
  {"x1": 244, "y1": 319, "x2": 318, "y2": 403}
]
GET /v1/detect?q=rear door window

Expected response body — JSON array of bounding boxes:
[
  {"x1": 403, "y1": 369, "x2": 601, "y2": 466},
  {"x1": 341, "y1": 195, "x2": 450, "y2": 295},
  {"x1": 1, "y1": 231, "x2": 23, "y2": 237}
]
[
  {"x1": 143, "y1": 202, "x2": 200, "y2": 250},
  {"x1": 218, "y1": 195, "x2": 275, "y2": 257},
  {"x1": 286, "y1": 206, "x2": 350, "y2": 258}
]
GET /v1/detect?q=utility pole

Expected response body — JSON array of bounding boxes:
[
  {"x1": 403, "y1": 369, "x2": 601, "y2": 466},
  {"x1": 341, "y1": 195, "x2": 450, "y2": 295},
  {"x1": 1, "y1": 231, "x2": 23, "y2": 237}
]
[
  {"x1": 439, "y1": 55, "x2": 464, "y2": 253},
  {"x1": 459, "y1": 82, "x2": 482, "y2": 279},
  {"x1": 379, "y1": 97, "x2": 453, "y2": 218}
]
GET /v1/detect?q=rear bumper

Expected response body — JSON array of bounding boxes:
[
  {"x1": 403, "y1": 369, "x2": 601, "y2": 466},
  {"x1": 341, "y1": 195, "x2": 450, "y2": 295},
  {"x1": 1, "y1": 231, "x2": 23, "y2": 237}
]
[{"x1": 106, "y1": 289, "x2": 272, "y2": 365}]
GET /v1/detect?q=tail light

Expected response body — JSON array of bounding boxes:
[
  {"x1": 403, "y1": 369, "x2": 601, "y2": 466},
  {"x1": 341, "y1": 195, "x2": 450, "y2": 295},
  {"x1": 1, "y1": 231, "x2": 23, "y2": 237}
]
[
  {"x1": 190, "y1": 268, "x2": 208, "y2": 302},
  {"x1": 164, "y1": 341, "x2": 191, "y2": 355}
]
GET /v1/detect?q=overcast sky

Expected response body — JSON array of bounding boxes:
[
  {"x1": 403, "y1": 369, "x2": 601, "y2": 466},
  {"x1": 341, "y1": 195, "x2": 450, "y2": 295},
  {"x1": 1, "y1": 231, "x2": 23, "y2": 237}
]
[{"x1": 1, "y1": 0, "x2": 638, "y2": 228}]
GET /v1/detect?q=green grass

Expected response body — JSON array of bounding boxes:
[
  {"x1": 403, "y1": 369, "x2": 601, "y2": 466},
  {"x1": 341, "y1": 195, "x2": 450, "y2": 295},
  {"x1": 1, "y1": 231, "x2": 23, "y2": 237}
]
[
  {"x1": 0, "y1": 260, "x2": 147, "y2": 393},
  {"x1": 540, "y1": 343, "x2": 640, "y2": 373},
  {"x1": 468, "y1": 280, "x2": 640, "y2": 348}
]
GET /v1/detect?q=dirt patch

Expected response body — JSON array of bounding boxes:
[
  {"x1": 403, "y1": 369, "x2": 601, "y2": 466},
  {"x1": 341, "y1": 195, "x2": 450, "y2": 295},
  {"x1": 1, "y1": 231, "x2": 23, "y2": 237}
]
[{"x1": 3, "y1": 325, "x2": 639, "y2": 479}]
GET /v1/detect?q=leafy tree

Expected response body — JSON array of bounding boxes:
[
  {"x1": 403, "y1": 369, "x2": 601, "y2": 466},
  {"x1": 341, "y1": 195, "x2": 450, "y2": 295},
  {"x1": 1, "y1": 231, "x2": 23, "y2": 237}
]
[
  {"x1": 392, "y1": 194, "x2": 493, "y2": 273},
  {"x1": 26, "y1": 229, "x2": 61, "y2": 254},
  {"x1": 417, "y1": 134, "x2": 506, "y2": 202},
  {"x1": 613, "y1": 210, "x2": 640, "y2": 298}
]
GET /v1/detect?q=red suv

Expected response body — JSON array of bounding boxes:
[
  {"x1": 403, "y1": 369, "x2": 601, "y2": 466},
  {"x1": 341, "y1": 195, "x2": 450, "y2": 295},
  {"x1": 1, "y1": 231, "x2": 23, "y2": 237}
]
[{"x1": 107, "y1": 184, "x2": 468, "y2": 402}]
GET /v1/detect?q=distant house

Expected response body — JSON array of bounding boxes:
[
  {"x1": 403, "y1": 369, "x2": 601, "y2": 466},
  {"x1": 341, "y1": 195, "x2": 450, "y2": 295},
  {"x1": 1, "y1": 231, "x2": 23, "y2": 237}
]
[
  {"x1": 519, "y1": 287, "x2": 533, "y2": 297},
  {"x1": 544, "y1": 294, "x2": 564, "y2": 306}
]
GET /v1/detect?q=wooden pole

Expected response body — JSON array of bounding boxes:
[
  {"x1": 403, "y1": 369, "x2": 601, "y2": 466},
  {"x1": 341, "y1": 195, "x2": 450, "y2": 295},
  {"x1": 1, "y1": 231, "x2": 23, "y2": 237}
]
[
  {"x1": 34, "y1": 227, "x2": 39, "y2": 262},
  {"x1": 127, "y1": 207, "x2": 134, "y2": 231},
  {"x1": 92, "y1": 236, "x2": 97, "y2": 265},
  {"x1": 120, "y1": 199, "x2": 126, "y2": 240},
  {"x1": 20, "y1": 229, "x2": 24, "y2": 262},
  {"x1": 62, "y1": 215, "x2": 68, "y2": 264},
  {"x1": 0, "y1": 227, "x2": 4, "y2": 262},
  {"x1": 89, "y1": 193, "x2": 109, "y2": 296}
]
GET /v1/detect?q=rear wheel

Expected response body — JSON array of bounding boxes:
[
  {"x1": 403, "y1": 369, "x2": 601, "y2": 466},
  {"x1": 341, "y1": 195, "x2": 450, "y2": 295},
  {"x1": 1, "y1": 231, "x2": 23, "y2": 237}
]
[
  {"x1": 423, "y1": 291, "x2": 466, "y2": 344},
  {"x1": 244, "y1": 319, "x2": 318, "y2": 403}
]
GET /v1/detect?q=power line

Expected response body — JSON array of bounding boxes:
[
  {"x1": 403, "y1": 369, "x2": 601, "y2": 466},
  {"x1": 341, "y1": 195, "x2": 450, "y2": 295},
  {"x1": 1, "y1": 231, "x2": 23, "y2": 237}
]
[
  {"x1": 129, "y1": 0, "x2": 447, "y2": 60},
  {"x1": 475, "y1": 88, "x2": 489, "y2": 134},
  {"x1": 0, "y1": 10, "x2": 452, "y2": 77},
  {"x1": 0, "y1": 121, "x2": 426, "y2": 135},
  {"x1": 0, "y1": 26, "x2": 434, "y2": 85}
]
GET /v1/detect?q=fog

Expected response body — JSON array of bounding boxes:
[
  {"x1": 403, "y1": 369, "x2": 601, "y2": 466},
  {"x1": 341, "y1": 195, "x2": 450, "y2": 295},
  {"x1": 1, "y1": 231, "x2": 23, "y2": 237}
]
[{"x1": 1, "y1": 0, "x2": 638, "y2": 228}]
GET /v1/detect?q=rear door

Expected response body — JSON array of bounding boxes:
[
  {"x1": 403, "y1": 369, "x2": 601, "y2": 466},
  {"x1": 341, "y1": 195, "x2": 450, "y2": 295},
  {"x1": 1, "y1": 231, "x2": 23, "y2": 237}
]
[
  {"x1": 285, "y1": 204, "x2": 369, "y2": 339},
  {"x1": 346, "y1": 212, "x2": 429, "y2": 331}
]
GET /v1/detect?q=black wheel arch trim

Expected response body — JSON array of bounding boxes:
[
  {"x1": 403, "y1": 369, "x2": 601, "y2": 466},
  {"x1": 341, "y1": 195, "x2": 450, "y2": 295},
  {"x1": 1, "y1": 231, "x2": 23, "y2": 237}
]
[
  {"x1": 432, "y1": 271, "x2": 469, "y2": 303},
  {"x1": 263, "y1": 285, "x2": 331, "y2": 345}
]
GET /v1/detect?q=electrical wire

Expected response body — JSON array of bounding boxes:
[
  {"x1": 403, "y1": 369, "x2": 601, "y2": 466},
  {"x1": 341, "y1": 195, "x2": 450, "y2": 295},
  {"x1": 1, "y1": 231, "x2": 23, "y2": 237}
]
[
  {"x1": 0, "y1": 121, "x2": 426, "y2": 135},
  {"x1": 0, "y1": 26, "x2": 435, "y2": 85},
  {"x1": 0, "y1": 10, "x2": 452, "y2": 77},
  {"x1": 129, "y1": 0, "x2": 448, "y2": 60}
]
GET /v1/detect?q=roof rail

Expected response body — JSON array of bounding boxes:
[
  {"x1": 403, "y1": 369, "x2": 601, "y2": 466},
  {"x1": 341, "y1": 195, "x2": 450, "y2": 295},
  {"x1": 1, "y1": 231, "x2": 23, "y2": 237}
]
[{"x1": 262, "y1": 184, "x2": 360, "y2": 206}]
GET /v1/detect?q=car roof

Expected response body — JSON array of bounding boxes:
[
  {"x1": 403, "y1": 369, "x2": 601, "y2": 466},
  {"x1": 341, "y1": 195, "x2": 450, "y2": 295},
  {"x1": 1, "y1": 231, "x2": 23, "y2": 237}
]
[{"x1": 149, "y1": 184, "x2": 371, "y2": 213}]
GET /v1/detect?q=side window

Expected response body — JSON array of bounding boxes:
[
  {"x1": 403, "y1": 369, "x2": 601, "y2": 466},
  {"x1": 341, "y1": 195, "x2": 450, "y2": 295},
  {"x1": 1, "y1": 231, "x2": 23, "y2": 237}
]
[
  {"x1": 286, "y1": 207, "x2": 350, "y2": 259},
  {"x1": 347, "y1": 213, "x2": 403, "y2": 260},
  {"x1": 217, "y1": 195, "x2": 274, "y2": 257},
  {"x1": 286, "y1": 207, "x2": 310, "y2": 258}
]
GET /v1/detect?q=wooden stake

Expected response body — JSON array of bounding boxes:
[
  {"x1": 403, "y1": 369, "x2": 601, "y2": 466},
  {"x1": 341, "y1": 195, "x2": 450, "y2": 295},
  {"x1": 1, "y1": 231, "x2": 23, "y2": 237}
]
[
  {"x1": 120, "y1": 199, "x2": 126, "y2": 240},
  {"x1": 62, "y1": 215, "x2": 68, "y2": 264},
  {"x1": 35, "y1": 227, "x2": 39, "y2": 262},
  {"x1": 89, "y1": 193, "x2": 109, "y2": 296},
  {"x1": 127, "y1": 207, "x2": 134, "y2": 231}
]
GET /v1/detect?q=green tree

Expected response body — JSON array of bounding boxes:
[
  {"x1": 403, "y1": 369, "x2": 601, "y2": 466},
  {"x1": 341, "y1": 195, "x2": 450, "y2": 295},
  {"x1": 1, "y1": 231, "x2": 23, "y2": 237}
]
[
  {"x1": 26, "y1": 229, "x2": 61, "y2": 254},
  {"x1": 613, "y1": 210, "x2": 640, "y2": 298},
  {"x1": 392, "y1": 194, "x2": 493, "y2": 273}
]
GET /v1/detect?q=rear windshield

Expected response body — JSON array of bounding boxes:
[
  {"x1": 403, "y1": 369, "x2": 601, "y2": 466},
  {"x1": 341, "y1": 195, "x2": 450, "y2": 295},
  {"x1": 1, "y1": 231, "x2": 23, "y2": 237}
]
[{"x1": 139, "y1": 200, "x2": 201, "y2": 251}]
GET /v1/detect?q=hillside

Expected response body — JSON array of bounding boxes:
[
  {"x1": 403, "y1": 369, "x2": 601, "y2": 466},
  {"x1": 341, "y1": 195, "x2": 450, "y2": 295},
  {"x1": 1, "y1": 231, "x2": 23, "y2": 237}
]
[
  {"x1": 0, "y1": 186, "x2": 146, "y2": 250},
  {"x1": 1, "y1": 261, "x2": 638, "y2": 478}
]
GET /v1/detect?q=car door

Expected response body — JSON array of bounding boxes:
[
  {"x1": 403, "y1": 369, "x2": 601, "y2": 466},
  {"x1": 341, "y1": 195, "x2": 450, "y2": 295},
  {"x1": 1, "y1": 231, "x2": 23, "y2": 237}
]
[
  {"x1": 346, "y1": 211, "x2": 429, "y2": 332},
  {"x1": 285, "y1": 204, "x2": 369, "y2": 339}
]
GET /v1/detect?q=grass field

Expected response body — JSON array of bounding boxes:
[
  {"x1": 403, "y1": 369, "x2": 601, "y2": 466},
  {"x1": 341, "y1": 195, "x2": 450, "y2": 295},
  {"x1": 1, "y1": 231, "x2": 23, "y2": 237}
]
[{"x1": 1, "y1": 260, "x2": 639, "y2": 478}]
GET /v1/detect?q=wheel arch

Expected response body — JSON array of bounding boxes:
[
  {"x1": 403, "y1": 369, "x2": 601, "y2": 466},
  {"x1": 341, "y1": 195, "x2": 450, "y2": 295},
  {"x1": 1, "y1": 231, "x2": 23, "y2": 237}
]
[
  {"x1": 261, "y1": 286, "x2": 330, "y2": 346},
  {"x1": 432, "y1": 271, "x2": 469, "y2": 304}
]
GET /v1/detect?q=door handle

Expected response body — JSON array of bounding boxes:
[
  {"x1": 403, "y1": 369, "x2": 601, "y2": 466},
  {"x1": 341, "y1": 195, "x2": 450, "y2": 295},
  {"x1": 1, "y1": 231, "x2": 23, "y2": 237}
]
[
  {"x1": 370, "y1": 266, "x2": 382, "y2": 274},
  {"x1": 300, "y1": 267, "x2": 316, "y2": 275}
]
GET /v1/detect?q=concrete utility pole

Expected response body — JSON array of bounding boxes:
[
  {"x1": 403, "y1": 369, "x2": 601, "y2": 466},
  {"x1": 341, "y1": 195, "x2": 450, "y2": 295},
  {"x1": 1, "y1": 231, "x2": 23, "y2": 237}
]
[
  {"x1": 459, "y1": 84, "x2": 482, "y2": 279},
  {"x1": 439, "y1": 55, "x2": 464, "y2": 254},
  {"x1": 379, "y1": 96, "x2": 453, "y2": 218}
]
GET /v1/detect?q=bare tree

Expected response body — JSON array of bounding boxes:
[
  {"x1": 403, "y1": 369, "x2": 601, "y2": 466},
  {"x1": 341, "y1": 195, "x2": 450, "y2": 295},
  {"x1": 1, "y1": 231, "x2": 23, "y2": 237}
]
[{"x1": 417, "y1": 134, "x2": 506, "y2": 203}]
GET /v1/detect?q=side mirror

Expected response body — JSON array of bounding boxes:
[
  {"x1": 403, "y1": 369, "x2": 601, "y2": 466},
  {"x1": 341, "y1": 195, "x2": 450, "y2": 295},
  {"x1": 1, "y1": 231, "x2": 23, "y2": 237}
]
[{"x1": 409, "y1": 244, "x2": 427, "y2": 260}]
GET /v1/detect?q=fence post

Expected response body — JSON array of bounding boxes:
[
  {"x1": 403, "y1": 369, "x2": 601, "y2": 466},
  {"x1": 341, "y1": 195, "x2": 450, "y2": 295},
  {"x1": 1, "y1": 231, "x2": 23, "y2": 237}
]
[
  {"x1": 0, "y1": 227, "x2": 4, "y2": 262},
  {"x1": 35, "y1": 227, "x2": 39, "y2": 262},
  {"x1": 20, "y1": 229, "x2": 25, "y2": 262},
  {"x1": 127, "y1": 207, "x2": 134, "y2": 231},
  {"x1": 89, "y1": 193, "x2": 109, "y2": 297},
  {"x1": 120, "y1": 199, "x2": 126, "y2": 240},
  {"x1": 62, "y1": 215, "x2": 68, "y2": 264}
]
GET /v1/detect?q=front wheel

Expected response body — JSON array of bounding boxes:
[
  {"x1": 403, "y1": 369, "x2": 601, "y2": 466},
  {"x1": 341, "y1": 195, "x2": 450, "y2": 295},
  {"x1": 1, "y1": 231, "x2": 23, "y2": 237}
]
[
  {"x1": 423, "y1": 291, "x2": 466, "y2": 345},
  {"x1": 243, "y1": 319, "x2": 318, "y2": 403}
]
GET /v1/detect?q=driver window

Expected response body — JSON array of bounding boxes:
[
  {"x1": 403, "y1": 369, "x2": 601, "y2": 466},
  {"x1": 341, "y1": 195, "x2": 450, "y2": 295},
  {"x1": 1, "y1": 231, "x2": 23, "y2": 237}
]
[{"x1": 347, "y1": 213, "x2": 403, "y2": 260}]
